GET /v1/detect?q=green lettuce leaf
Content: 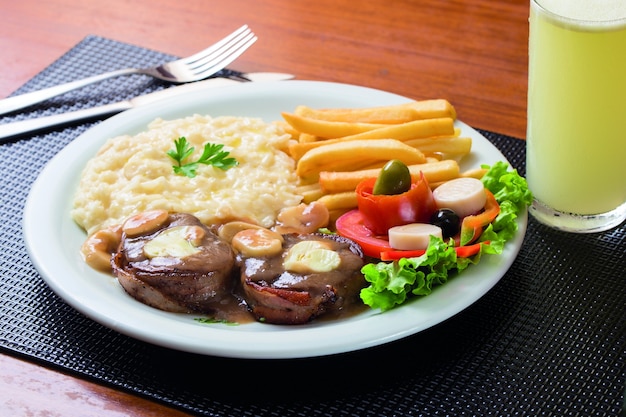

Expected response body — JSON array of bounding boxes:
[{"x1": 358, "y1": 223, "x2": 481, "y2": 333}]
[{"x1": 480, "y1": 161, "x2": 533, "y2": 212}]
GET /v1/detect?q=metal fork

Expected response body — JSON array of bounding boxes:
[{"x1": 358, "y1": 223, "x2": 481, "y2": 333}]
[{"x1": 0, "y1": 25, "x2": 257, "y2": 116}]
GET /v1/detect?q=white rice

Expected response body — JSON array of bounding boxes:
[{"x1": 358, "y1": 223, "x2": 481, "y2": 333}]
[{"x1": 71, "y1": 114, "x2": 302, "y2": 235}]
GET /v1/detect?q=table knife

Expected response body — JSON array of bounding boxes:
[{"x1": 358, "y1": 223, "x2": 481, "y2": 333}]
[{"x1": 0, "y1": 72, "x2": 293, "y2": 142}]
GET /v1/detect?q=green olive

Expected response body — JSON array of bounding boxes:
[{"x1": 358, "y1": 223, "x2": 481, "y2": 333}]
[{"x1": 372, "y1": 159, "x2": 412, "y2": 195}]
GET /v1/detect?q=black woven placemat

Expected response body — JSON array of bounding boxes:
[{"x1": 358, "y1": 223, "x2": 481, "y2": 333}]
[{"x1": 1, "y1": 36, "x2": 625, "y2": 417}]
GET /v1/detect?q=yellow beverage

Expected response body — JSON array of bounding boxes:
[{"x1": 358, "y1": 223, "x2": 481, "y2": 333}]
[{"x1": 526, "y1": 0, "x2": 626, "y2": 231}]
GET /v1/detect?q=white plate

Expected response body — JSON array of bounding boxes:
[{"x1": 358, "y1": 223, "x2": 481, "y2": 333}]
[{"x1": 23, "y1": 81, "x2": 526, "y2": 359}]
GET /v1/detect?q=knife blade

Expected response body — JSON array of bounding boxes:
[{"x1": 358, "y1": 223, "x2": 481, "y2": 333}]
[{"x1": 0, "y1": 72, "x2": 293, "y2": 142}]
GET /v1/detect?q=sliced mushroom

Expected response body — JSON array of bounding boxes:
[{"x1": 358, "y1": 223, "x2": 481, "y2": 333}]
[{"x1": 272, "y1": 202, "x2": 330, "y2": 235}]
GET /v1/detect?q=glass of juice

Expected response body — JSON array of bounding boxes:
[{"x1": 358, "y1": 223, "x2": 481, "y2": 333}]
[{"x1": 526, "y1": 0, "x2": 626, "y2": 233}]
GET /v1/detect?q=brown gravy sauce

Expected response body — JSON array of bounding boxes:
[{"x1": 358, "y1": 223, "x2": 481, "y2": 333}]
[
  {"x1": 198, "y1": 296, "x2": 370, "y2": 325},
  {"x1": 197, "y1": 278, "x2": 370, "y2": 325}
]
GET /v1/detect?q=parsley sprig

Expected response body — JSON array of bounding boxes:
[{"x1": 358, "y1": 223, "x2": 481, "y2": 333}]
[
  {"x1": 194, "y1": 317, "x2": 239, "y2": 326},
  {"x1": 167, "y1": 137, "x2": 238, "y2": 178}
]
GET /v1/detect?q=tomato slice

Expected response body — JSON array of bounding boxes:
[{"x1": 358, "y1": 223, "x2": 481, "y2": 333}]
[{"x1": 335, "y1": 209, "x2": 391, "y2": 258}]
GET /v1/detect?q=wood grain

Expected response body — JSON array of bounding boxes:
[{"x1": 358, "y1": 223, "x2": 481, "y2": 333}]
[
  {"x1": 0, "y1": 0, "x2": 529, "y2": 139},
  {"x1": 0, "y1": 0, "x2": 530, "y2": 415},
  {"x1": 0, "y1": 354, "x2": 191, "y2": 416}
]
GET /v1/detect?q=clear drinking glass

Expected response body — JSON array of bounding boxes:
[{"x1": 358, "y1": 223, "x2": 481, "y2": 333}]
[{"x1": 526, "y1": 0, "x2": 626, "y2": 233}]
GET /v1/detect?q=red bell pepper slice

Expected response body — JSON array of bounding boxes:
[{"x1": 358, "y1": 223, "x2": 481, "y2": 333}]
[
  {"x1": 379, "y1": 241, "x2": 488, "y2": 261},
  {"x1": 355, "y1": 172, "x2": 436, "y2": 235},
  {"x1": 459, "y1": 189, "x2": 500, "y2": 246}
]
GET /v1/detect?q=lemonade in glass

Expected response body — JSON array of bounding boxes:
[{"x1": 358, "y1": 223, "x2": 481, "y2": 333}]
[{"x1": 526, "y1": 0, "x2": 626, "y2": 232}]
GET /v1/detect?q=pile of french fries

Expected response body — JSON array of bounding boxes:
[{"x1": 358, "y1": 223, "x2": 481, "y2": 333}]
[{"x1": 278, "y1": 99, "x2": 486, "y2": 222}]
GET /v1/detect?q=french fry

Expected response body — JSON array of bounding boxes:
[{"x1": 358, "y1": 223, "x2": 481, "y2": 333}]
[
  {"x1": 281, "y1": 112, "x2": 388, "y2": 139},
  {"x1": 287, "y1": 117, "x2": 456, "y2": 161},
  {"x1": 407, "y1": 160, "x2": 460, "y2": 182},
  {"x1": 294, "y1": 105, "x2": 416, "y2": 124},
  {"x1": 336, "y1": 117, "x2": 456, "y2": 142},
  {"x1": 352, "y1": 160, "x2": 390, "y2": 170},
  {"x1": 460, "y1": 167, "x2": 488, "y2": 179},
  {"x1": 274, "y1": 120, "x2": 299, "y2": 139},
  {"x1": 318, "y1": 160, "x2": 460, "y2": 193},
  {"x1": 296, "y1": 139, "x2": 426, "y2": 181},
  {"x1": 296, "y1": 183, "x2": 325, "y2": 203},
  {"x1": 429, "y1": 181, "x2": 446, "y2": 189},
  {"x1": 289, "y1": 138, "x2": 343, "y2": 161},
  {"x1": 404, "y1": 136, "x2": 472, "y2": 156},
  {"x1": 298, "y1": 132, "x2": 318, "y2": 143},
  {"x1": 407, "y1": 99, "x2": 457, "y2": 120},
  {"x1": 293, "y1": 99, "x2": 456, "y2": 123},
  {"x1": 317, "y1": 191, "x2": 358, "y2": 211}
]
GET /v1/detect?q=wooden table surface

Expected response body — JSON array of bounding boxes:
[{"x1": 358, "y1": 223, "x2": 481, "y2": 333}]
[{"x1": 0, "y1": 0, "x2": 530, "y2": 415}]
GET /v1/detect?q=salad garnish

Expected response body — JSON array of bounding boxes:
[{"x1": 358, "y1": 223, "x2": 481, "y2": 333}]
[
  {"x1": 167, "y1": 136, "x2": 238, "y2": 178},
  {"x1": 359, "y1": 161, "x2": 532, "y2": 311}
]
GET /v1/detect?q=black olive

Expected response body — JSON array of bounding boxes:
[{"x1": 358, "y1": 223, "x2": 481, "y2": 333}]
[{"x1": 430, "y1": 209, "x2": 460, "y2": 239}]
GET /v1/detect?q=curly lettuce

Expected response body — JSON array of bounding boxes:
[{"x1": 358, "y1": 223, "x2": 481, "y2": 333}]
[{"x1": 360, "y1": 161, "x2": 532, "y2": 311}]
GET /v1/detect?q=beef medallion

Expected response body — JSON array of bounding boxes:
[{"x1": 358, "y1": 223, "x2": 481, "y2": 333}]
[
  {"x1": 112, "y1": 210, "x2": 236, "y2": 314},
  {"x1": 236, "y1": 233, "x2": 366, "y2": 324}
]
